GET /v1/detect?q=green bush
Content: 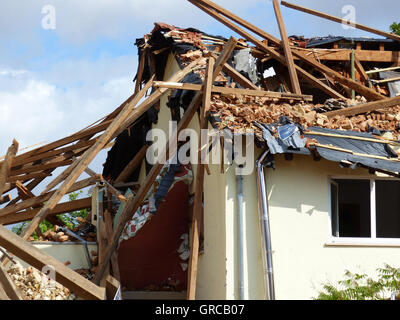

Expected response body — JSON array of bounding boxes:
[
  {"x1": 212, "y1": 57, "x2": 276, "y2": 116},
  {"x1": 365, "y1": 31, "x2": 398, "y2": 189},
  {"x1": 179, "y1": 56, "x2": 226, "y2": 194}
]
[
  {"x1": 12, "y1": 191, "x2": 89, "y2": 239},
  {"x1": 390, "y1": 22, "x2": 400, "y2": 35},
  {"x1": 316, "y1": 264, "x2": 400, "y2": 300}
]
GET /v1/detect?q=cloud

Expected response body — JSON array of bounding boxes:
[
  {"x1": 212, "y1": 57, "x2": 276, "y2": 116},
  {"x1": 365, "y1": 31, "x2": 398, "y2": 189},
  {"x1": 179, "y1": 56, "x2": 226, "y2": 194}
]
[{"x1": 0, "y1": 54, "x2": 137, "y2": 155}]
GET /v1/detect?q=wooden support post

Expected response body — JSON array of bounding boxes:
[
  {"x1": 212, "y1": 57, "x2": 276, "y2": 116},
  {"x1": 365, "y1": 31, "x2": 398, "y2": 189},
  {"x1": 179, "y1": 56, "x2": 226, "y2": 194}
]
[
  {"x1": 0, "y1": 139, "x2": 19, "y2": 198},
  {"x1": 187, "y1": 57, "x2": 215, "y2": 300},
  {"x1": 92, "y1": 37, "x2": 238, "y2": 285},
  {"x1": 0, "y1": 264, "x2": 23, "y2": 300},
  {"x1": 281, "y1": 1, "x2": 400, "y2": 43},
  {"x1": 325, "y1": 95, "x2": 400, "y2": 118},
  {"x1": 188, "y1": 0, "x2": 346, "y2": 100},
  {"x1": 103, "y1": 210, "x2": 120, "y2": 281},
  {"x1": 0, "y1": 225, "x2": 105, "y2": 300},
  {"x1": 272, "y1": 0, "x2": 301, "y2": 94}
]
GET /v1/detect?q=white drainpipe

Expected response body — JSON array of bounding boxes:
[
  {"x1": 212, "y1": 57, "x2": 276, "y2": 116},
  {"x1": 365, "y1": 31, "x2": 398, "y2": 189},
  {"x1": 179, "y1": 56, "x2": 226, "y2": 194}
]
[{"x1": 256, "y1": 150, "x2": 275, "y2": 300}]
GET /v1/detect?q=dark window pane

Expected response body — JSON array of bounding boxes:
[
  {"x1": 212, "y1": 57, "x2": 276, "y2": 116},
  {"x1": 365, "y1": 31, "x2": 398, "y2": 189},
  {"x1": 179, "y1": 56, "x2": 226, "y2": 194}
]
[
  {"x1": 333, "y1": 179, "x2": 371, "y2": 237},
  {"x1": 376, "y1": 180, "x2": 400, "y2": 238},
  {"x1": 331, "y1": 182, "x2": 339, "y2": 237}
]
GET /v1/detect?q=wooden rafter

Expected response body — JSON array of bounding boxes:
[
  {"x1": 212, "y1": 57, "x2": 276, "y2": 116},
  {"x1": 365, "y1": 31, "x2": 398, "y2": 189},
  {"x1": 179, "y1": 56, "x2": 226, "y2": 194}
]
[
  {"x1": 152, "y1": 81, "x2": 313, "y2": 101},
  {"x1": 188, "y1": 0, "x2": 346, "y2": 100},
  {"x1": 281, "y1": 0, "x2": 400, "y2": 43},
  {"x1": 325, "y1": 95, "x2": 400, "y2": 118},
  {"x1": 93, "y1": 37, "x2": 238, "y2": 285},
  {"x1": 272, "y1": 0, "x2": 301, "y2": 94},
  {"x1": 0, "y1": 225, "x2": 105, "y2": 300}
]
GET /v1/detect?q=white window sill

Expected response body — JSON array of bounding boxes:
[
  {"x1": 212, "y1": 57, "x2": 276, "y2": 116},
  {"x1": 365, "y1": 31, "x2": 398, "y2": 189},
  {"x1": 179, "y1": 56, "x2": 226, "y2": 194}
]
[{"x1": 325, "y1": 237, "x2": 400, "y2": 247}]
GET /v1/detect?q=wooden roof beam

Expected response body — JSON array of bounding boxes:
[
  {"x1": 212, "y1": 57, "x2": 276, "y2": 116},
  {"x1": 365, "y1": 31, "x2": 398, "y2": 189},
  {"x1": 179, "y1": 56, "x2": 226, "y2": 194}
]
[
  {"x1": 281, "y1": 1, "x2": 400, "y2": 43},
  {"x1": 0, "y1": 225, "x2": 105, "y2": 300}
]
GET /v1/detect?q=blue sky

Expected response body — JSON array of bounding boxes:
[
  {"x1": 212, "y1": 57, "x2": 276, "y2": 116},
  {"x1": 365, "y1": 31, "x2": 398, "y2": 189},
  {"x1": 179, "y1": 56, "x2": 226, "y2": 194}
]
[{"x1": 0, "y1": 0, "x2": 398, "y2": 172}]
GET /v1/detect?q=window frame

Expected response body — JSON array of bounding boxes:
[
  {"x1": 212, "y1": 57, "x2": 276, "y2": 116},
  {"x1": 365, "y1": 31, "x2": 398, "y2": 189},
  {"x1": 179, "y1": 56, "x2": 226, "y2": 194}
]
[{"x1": 326, "y1": 175, "x2": 400, "y2": 247}]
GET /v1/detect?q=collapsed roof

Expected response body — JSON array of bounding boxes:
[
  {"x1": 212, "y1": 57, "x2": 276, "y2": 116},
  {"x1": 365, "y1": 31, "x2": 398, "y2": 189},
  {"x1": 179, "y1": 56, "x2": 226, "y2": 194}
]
[{"x1": 0, "y1": 0, "x2": 400, "y2": 300}]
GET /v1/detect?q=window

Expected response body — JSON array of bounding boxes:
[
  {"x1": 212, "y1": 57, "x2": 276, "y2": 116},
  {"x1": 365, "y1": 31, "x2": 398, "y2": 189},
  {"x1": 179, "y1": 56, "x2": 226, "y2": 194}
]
[{"x1": 330, "y1": 178, "x2": 400, "y2": 242}]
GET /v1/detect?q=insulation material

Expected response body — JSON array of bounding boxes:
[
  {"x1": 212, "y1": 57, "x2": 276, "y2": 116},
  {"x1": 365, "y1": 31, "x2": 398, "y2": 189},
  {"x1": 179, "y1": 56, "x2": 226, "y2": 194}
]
[
  {"x1": 232, "y1": 48, "x2": 259, "y2": 85},
  {"x1": 305, "y1": 127, "x2": 400, "y2": 173}
]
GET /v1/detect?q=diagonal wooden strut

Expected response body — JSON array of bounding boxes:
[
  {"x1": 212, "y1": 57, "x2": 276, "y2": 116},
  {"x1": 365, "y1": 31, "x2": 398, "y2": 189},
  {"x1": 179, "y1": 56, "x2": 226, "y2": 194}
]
[{"x1": 93, "y1": 37, "x2": 239, "y2": 285}]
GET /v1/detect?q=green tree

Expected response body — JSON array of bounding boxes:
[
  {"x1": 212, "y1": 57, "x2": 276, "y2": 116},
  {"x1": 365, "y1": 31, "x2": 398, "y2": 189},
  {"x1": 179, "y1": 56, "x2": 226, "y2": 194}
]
[
  {"x1": 316, "y1": 264, "x2": 400, "y2": 300},
  {"x1": 12, "y1": 191, "x2": 89, "y2": 239},
  {"x1": 390, "y1": 22, "x2": 400, "y2": 35}
]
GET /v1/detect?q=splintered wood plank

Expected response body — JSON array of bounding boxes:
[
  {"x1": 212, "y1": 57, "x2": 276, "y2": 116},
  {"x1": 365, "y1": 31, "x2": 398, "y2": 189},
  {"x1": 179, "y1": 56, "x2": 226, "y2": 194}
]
[
  {"x1": 281, "y1": 1, "x2": 400, "y2": 43},
  {"x1": 10, "y1": 120, "x2": 111, "y2": 167},
  {"x1": 11, "y1": 139, "x2": 96, "y2": 168},
  {"x1": 6, "y1": 172, "x2": 52, "y2": 184},
  {"x1": 93, "y1": 37, "x2": 238, "y2": 285},
  {"x1": 0, "y1": 225, "x2": 105, "y2": 300},
  {"x1": 189, "y1": 0, "x2": 345, "y2": 100},
  {"x1": 325, "y1": 95, "x2": 400, "y2": 118},
  {"x1": 0, "y1": 177, "x2": 98, "y2": 218},
  {"x1": 187, "y1": 56, "x2": 215, "y2": 301},
  {"x1": 0, "y1": 264, "x2": 23, "y2": 300},
  {"x1": 272, "y1": 0, "x2": 301, "y2": 94},
  {"x1": 135, "y1": 49, "x2": 147, "y2": 95},
  {"x1": 0, "y1": 140, "x2": 19, "y2": 198},
  {"x1": 19, "y1": 58, "x2": 202, "y2": 241},
  {"x1": 10, "y1": 159, "x2": 73, "y2": 177},
  {"x1": 221, "y1": 62, "x2": 259, "y2": 90}
]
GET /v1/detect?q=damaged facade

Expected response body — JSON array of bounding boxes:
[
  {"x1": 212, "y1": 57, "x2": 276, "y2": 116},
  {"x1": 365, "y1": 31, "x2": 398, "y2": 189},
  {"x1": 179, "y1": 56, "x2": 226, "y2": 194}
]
[{"x1": 0, "y1": 0, "x2": 400, "y2": 300}]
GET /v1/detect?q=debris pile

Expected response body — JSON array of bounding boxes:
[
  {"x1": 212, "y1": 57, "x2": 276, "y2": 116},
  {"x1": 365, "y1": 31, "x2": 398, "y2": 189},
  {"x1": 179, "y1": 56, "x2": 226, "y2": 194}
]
[
  {"x1": 210, "y1": 94, "x2": 400, "y2": 140},
  {"x1": 7, "y1": 262, "x2": 74, "y2": 300}
]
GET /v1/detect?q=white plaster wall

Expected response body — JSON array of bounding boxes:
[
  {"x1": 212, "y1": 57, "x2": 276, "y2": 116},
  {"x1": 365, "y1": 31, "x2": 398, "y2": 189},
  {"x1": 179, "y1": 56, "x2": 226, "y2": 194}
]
[
  {"x1": 265, "y1": 154, "x2": 400, "y2": 300},
  {"x1": 200, "y1": 151, "x2": 400, "y2": 300},
  {"x1": 5, "y1": 243, "x2": 97, "y2": 271}
]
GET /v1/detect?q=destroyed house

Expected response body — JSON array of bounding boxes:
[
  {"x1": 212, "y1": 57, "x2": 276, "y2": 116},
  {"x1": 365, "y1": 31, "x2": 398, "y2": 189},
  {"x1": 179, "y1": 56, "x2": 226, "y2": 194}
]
[{"x1": 0, "y1": 0, "x2": 400, "y2": 301}]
